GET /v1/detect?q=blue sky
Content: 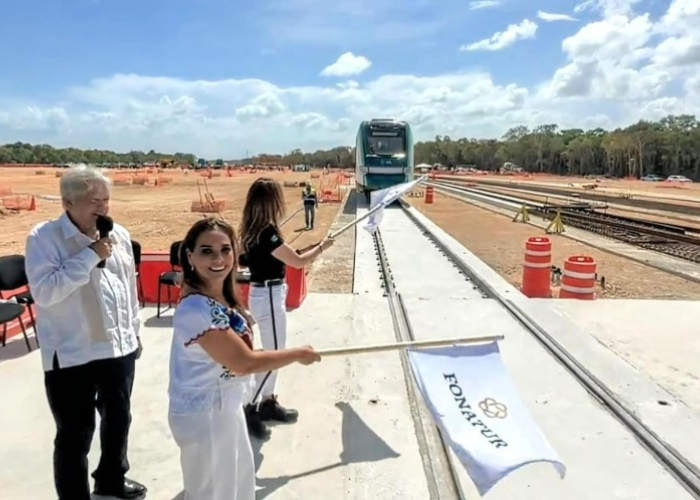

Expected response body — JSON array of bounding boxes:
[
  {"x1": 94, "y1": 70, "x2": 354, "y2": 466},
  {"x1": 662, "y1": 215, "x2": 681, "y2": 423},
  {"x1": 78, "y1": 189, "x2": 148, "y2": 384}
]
[{"x1": 0, "y1": 0, "x2": 698, "y2": 158}]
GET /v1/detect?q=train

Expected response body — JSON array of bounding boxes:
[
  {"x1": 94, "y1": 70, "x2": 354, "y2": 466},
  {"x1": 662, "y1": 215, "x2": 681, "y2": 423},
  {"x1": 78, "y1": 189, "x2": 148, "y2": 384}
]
[{"x1": 355, "y1": 118, "x2": 414, "y2": 202}]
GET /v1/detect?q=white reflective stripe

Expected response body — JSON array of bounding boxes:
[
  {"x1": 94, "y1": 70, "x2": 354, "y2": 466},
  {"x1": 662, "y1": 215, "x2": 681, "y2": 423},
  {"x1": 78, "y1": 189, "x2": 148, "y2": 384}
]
[
  {"x1": 524, "y1": 249, "x2": 551, "y2": 257},
  {"x1": 561, "y1": 284, "x2": 595, "y2": 294},
  {"x1": 563, "y1": 269, "x2": 596, "y2": 280},
  {"x1": 523, "y1": 262, "x2": 551, "y2": 269}
]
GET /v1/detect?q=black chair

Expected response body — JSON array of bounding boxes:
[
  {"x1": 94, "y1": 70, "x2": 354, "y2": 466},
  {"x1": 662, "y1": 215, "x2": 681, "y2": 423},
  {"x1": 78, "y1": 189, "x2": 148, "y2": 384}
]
[
  {"x1": 0, "y1": 302, "x2": 32, "y2": 351},
  {"x1": 157, "y1": 241, "x2": 182, "y2": 318},
  {"x1": 130, "y1": 240, "x2": 145, "y2": 307},
  {"x1": 0, "y1": 254, "x2": 37, "y2": 351}
]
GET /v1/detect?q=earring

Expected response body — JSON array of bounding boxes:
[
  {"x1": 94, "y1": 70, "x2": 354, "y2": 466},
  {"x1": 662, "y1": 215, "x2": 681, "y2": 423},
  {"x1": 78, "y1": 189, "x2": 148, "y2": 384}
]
[{"x1": 190, "y1": 264, "x2": 194, "y2": 271}]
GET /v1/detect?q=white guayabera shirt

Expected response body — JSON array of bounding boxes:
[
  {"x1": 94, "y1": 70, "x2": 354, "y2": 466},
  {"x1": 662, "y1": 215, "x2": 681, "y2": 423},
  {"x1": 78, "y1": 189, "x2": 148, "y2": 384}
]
[{"x1": 25, "y1": 212, "x2": 141, "y2": 371}]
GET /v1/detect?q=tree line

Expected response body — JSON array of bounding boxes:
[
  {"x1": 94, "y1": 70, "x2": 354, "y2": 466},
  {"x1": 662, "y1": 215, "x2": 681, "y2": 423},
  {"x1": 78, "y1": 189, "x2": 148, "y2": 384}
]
[
  {"x1": 2, "y1": 114, "x2": 699, "y2": 179},
  {"x1": 0, "y1": 142, "x2": 196, "y2": 167}
]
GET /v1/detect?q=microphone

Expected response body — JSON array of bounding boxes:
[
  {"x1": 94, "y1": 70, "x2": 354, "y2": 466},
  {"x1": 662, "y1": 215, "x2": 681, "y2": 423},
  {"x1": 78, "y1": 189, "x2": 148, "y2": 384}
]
[{"x1": 96, "y1": 215, "x2": 114, "y2": 269}]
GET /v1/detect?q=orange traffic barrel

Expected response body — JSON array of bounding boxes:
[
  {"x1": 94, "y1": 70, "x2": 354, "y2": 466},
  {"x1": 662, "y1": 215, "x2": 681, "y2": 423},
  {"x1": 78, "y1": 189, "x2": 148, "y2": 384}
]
[
  {"x1": 425, "y1": 185, "x2": 434, "y2": 204},
  {"x1": 521, "y1": 237, "x2": 552, "y2": 298},
  {"x1": 559, "y1": 255, "x2": 596, "y2": 300}
]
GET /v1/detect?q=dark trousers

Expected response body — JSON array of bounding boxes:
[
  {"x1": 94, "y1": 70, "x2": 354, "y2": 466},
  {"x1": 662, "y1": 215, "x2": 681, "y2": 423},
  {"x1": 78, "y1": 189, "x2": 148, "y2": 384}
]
[
  {"x1": 44, "y1": 351, "x2": 137, "y2": 500},
  {"x1": 304, "y1": 203, "x2": 316, "y2": 228}
]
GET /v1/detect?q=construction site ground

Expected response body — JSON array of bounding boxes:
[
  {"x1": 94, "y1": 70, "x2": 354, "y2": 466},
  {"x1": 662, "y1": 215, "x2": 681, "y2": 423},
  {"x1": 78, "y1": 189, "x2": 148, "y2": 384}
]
[
  {"x1": 471, "y1": 173, "x2": 700, "y2": 206},
  {"x1": 0, "y1": 167, "x2": 341, "y2": 257},
  {"x1": 410, "y1": 191, "x2": 700, "y2": 300}
]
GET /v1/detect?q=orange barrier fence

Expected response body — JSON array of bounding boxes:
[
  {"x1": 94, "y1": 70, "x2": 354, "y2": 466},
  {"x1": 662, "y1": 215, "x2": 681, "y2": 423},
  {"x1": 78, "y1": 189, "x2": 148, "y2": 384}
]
[
  {"x1": 319, "y1": 173, "x2": 342, "y2": 203},
  {"x1": 558, "y1": 255, "x2": 596, "y2": 300},
  {"x1": 521, "y1": 237, "x2": 552, "y2": 298},
  {"x1": 1, "y1": 195, "x2": 36, "y2": 211},
  {"x1": 191, "y1": 200, "x2": 228, "y2": 213},
  {"x1": 425, "y1": 185, "x2": 434, "y2": 204}
]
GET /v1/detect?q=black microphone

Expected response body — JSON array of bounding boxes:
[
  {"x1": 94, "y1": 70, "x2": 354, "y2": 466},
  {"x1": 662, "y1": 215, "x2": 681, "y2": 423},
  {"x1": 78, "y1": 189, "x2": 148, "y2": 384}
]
[{"x1": 96, "y1": 215, "x2": 114, "y2": 269}]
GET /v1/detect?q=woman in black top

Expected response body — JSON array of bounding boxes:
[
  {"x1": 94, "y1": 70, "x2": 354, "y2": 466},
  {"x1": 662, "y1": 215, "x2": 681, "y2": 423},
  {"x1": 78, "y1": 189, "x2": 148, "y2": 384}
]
[{"x1": 239, "y1": 178, "x2": 334, "y2": 439}]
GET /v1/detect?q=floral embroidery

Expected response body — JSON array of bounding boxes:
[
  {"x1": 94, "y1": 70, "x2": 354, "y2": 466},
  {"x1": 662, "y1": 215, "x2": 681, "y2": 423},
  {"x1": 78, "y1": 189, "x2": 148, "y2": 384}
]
[{"x1": 206, "y1": 298, "x2": 230, "y2": 328}]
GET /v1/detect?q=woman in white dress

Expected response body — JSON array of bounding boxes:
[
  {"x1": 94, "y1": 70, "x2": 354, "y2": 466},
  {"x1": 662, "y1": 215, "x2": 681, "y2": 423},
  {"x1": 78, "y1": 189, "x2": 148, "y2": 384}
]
[{"x1": 167, "y1": 217, "x2": 321, "y2": 500}]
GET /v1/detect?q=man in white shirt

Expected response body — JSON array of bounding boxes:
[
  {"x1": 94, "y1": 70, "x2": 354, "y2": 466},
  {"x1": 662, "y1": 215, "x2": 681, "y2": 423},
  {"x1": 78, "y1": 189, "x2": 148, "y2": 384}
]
[{"x1": 25, "y1": 165, "x2": 147, "y2": 500}]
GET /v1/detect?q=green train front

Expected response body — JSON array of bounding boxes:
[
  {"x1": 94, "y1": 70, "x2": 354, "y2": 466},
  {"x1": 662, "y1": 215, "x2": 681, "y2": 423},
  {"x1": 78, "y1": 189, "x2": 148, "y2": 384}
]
[{"x1": 355, "y1": 119, "x2": 414, "y2": 198}]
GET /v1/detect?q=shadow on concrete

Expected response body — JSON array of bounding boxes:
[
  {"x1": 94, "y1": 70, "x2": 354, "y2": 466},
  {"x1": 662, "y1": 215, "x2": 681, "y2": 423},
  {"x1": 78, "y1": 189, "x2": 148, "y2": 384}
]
[
  {"x1": 0, "y1": 335, "x2": 37, "y2": 364},
  {"x1": 143, "y1": 314, "x2": 174, "y2": 329},
  {"x1": 254, "y1": 401, "x2": 400, "y2": 499},
  {"x1": 344, "y1": 189, "x2": 362, "y2": 214},
  {"x1": 170, "y1": 491, "x2": 184, "y2": 500}
]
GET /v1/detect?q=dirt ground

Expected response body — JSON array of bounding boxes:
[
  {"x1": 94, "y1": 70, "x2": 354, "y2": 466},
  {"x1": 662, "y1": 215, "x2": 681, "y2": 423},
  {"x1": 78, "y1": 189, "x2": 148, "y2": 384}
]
[
  {"x1": 410, "y1": 191, "x2": 700, "y2": 299},
  {"x1": 466, "y1": 183, "x2": 700, "y2": 232},
  {"x1": 0, "y1": 167, "x2": 342, "y2": 258},
  {"x1": 447, "y1": 173, "x2": 700, "y2": 207}
]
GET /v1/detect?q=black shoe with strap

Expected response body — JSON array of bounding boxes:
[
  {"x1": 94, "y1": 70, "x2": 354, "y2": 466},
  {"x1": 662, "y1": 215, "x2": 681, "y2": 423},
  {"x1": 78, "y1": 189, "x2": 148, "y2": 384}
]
[
  {"x1": 259, "y1": 395, "x2": 298, "y2": 423},
  {"x1": 245, "y1": 403, "x2": 271, "y2": 440},
  {"x1": 93, "y1": 478, "x2": 147, "y2": 499}
]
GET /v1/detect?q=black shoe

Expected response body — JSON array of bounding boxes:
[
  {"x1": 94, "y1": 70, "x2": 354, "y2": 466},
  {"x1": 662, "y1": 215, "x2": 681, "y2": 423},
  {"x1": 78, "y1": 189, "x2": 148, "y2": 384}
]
[
  {"x1": 245, "y1": 404, "x2": 271, "y2": 440},
  {"x1": 259, "y1": 395, "x2": 298, "y2": 423},
  {"x1": 93, "y1": 478, "x2": 147, "y2": 499}
]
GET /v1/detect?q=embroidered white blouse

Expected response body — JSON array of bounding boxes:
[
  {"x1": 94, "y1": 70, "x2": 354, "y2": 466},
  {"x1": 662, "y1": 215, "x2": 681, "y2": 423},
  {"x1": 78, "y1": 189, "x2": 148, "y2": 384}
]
[{"x1": 168, "y1": 294, "x2": 255, "y2": 415}]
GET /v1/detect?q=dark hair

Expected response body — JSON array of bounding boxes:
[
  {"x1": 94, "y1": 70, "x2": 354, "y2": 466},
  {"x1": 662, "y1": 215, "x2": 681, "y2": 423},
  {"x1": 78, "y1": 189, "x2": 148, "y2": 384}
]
[
  {"x1": 239, "y1": 177, "x2": 286, "y2": 252},
  {"x1": 179, "y1": 217, "x2": 242, "y2": 310}
]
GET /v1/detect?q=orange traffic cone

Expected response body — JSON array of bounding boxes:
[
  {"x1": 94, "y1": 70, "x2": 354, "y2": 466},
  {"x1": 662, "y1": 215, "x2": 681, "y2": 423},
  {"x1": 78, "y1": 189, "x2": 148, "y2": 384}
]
[{"x1": 28, "y1": 195, "x2": 36, "y2": 211}]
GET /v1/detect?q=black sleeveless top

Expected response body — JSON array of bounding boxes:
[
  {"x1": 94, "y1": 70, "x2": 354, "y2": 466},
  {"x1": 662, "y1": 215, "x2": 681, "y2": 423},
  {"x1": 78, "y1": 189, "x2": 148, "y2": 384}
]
[{"x1": 244, "y1": 225, "x2": 285, "y2": 283}]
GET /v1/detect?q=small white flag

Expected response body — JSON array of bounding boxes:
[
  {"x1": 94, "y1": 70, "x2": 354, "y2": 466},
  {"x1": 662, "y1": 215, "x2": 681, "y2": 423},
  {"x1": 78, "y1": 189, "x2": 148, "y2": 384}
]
[
  {"x1": 363, "y1": 175, "x2": 427, "y2": 234},
  {"x1": 406, "y1": 342, "x2": 566, "y2": 495}
]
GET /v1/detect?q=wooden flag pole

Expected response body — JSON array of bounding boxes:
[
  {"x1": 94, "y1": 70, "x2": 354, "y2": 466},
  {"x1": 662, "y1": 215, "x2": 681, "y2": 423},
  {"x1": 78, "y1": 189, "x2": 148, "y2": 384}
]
[
  {"x1": 281, "y1": 206, "x2": 304, "y2": 227},
  {"x1": 316, "y1": 334, "x2": 504, "y2": 357}
]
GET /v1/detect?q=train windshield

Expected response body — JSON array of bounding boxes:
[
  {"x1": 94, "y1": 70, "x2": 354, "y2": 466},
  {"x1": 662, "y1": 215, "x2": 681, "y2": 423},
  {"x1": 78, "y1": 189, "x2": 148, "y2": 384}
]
[{"x1": 367, "y1": 131, "x2": 406, "y2": 157}]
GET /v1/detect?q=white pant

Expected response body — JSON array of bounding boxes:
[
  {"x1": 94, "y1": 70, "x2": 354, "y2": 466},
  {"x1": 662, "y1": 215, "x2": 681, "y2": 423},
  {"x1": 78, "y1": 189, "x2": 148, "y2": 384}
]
[
  {"x1": 249, "y1": 283, "x2": 288, "y2": 401},
  {"x1": 168, "y1": 405, "x2": 255, "y2": 500}
]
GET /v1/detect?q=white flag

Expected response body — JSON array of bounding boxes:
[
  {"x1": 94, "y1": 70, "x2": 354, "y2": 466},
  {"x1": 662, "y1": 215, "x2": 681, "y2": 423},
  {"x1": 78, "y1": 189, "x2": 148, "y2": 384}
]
[
  {"x1": 406, "y1": 342, "x2": 566, "y2": 495},
  {"x1": 363, "y1": 175, "x2": 427, "y2": 234}
]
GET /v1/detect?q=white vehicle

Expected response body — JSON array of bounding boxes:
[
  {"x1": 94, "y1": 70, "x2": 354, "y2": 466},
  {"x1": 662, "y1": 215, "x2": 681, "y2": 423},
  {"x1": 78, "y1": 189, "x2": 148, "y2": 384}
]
[{"x1": 666, "y1": 175, "x2": 692, "y2": 183}]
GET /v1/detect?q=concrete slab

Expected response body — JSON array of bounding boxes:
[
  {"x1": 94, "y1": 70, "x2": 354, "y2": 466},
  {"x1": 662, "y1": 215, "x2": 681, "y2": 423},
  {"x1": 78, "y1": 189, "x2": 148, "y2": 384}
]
[
  {"x1": 254, "y1": 293, "x2": 431, "y2": 500},
  {"x1": 379, "y1": 207, "x2": 485, "y2": 300},
  {"x1": 402, "y1": 297, "x2": 696, "y2": 499},
  {"x1": 353, "y1": 207, "x2": 384, "y2": 295},
  {"x1": 0, "y1": 294, "x2": 433, "y2": 500},
  {"x1": 541, "y1": 299, "x2": 700, "y2": 413}
]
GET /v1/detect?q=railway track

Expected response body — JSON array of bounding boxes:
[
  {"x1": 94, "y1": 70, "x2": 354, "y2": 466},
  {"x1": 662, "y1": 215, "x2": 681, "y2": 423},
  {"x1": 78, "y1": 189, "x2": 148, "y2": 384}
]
[
  {"x1": 432, "y1": 180, "x2": 700, "y2": 265},
  {"x1": 369, "y1": 202, "x2": 700, "y2": 499},
  {"x1": 441, "y1": 176, "x2": 700, "y2": 217}
]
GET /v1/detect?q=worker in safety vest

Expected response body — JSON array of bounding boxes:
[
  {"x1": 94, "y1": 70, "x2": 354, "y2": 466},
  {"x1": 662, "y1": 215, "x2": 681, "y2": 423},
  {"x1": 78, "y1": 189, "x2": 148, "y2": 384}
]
[{"x1": 301, "y1": 181, "x2": 318, "y2": 230}]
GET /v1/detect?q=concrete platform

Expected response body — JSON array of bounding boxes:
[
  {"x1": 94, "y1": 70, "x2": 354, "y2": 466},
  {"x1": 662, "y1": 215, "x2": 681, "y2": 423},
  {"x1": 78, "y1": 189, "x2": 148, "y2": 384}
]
[
  {"x1": 542, "y1": 299, "x2": 700, "y2": 413},
  {"x1": 0, "y1": 296, "x2": 431, "y2": 500},
  {"x1": 405, "y1": 204, "x2": 700, "y2": 490}
]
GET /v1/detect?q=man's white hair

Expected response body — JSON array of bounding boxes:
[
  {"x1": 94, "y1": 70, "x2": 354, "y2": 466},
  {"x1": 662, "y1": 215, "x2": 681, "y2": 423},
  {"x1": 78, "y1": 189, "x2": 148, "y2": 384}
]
[{"x1": 60, "y1": 164, "x2": 112, "y2": 204}]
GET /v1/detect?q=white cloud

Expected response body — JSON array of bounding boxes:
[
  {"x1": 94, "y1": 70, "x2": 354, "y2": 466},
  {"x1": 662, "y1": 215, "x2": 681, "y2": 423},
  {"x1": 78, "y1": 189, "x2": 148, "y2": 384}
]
[
  {"x1": 537, "y1": 10, "x2": 578, "y2": 22},
  {"x1": 469, "y1": 0, "x2": 501, "y2": 10},
  {"x1": 320, "y1": 52, "x2": 372, "y2": 77},
  {"x1": 460, "y1": 19, "x2": 538, "y2": 52},
  {"x1": 255, "y1": 0, "x2": 444, "y2": 46},
  {"x1": 2, "y1": 0, "x2": 700, "y2": 158},
  {"x1": 574, "y1": 0, "x2": 641, "y2": 17}
]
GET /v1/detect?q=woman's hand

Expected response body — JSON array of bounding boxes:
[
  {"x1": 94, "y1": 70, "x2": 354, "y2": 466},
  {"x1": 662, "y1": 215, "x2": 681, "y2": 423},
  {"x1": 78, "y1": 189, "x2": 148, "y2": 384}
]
[
  {"x1": 295, "y1": 346, "x2": 321, "y2": 365},
  {"x1": 320, "y1": 237, "x2": 334, "y2": 252}
]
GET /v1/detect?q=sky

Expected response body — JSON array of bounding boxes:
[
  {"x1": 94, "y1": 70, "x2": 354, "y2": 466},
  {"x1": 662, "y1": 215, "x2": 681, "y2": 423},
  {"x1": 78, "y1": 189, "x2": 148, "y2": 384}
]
[{"x1": 0, "y1": 0, "x2": 698, "y2": 159}]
